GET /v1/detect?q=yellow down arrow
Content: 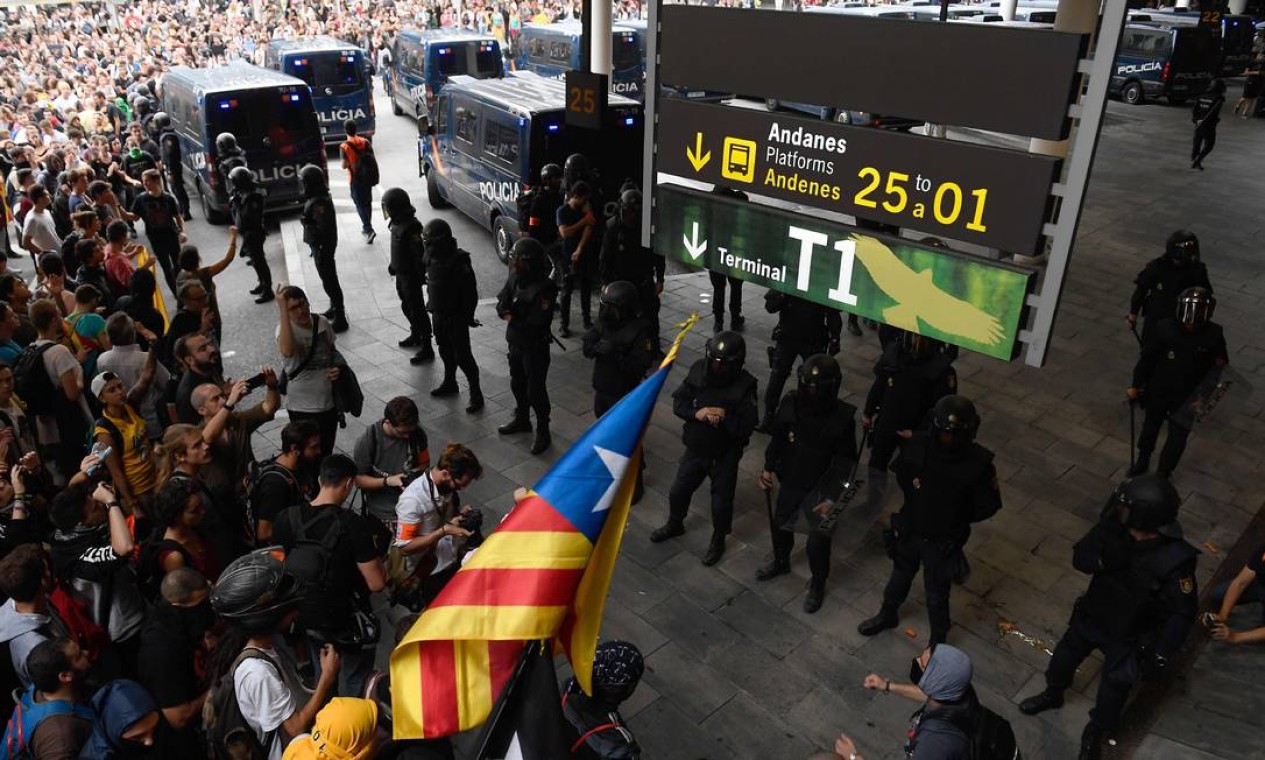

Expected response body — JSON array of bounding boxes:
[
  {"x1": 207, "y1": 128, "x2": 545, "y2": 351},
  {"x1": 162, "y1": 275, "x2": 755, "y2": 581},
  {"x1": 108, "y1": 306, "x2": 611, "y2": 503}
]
[{"x1": 686, "y1": 132, "x2": 710, "y2": 172}]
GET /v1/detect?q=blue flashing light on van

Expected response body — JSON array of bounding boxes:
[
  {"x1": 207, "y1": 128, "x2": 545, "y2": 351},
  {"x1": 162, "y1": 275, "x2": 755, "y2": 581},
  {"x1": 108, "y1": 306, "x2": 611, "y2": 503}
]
[
  {"x1": 386, "y1": 28, "x2": 505, "y2": 120},
  {"x1": 161, "y1": 60, "x2": 325, "y2": 223},
  {"x1": 265, "y1": 36, "x2": 375, "y2": 145}
]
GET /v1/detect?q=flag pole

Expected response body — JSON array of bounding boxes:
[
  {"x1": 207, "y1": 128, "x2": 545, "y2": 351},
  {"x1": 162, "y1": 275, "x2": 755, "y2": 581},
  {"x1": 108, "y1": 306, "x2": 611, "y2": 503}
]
[{"x1": 471, "y1": 639, "x2": 545, "y2": 760}]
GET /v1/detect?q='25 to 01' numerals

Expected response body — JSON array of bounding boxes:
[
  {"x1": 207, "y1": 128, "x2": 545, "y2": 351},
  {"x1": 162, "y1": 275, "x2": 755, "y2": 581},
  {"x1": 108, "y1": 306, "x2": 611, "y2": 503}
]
[{"x1": 853, "y1": 167, "x2": 988, "y2": 233}]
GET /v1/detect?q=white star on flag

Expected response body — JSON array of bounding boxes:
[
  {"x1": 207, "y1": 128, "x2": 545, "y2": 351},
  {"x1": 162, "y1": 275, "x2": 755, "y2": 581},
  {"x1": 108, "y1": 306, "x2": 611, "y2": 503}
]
[{"x1": 591, "y1": 446, "x2": 631, "y2": 513}]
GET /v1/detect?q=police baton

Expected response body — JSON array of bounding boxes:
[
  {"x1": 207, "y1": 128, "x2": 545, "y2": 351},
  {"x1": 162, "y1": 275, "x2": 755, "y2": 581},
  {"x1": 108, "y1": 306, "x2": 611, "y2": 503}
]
[
  {"x1": 1129, "y1": 323, "x2": 1142, "y2": 346},
  {"x1": 1128, "y1": 399, "x2": 1137, "y2": 472}
]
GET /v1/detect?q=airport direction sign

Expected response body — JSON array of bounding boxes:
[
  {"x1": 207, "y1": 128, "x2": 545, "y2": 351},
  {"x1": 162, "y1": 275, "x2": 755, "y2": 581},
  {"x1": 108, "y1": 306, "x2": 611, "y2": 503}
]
[
  {"x1": 657, "y1": 99, "x2": 1059, "y2": 255},
  {"x1": 656, "y1": 184, "x2": 1036, "y2": 361},
  {"x1": 659, "y1": 6, "x2": 1089, "y2": 140}
]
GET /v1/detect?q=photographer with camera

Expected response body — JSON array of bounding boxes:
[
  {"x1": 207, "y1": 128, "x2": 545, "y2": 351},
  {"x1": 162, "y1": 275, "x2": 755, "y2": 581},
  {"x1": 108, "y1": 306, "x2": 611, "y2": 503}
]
[
  {"x1": 393, "y1": 443, "x2": 484, "y2": 609},
  {"x1": 272, "y1": 454, "x2": 386, "y2": 699},
  {"x1": 351, "y1": 396, "x2": 430, "y2": 527}
]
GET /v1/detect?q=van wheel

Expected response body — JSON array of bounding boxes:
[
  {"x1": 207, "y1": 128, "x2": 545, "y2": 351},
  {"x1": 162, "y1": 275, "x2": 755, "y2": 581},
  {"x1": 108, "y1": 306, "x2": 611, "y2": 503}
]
[
  {"x1": 764, "y1": 98, "x2": 780, "y2": 112},
  {"x1": 1123, "y1": 81, "x2": 1144, "y2": 105},
  {"x1": 426, "y1": 170, "x2": 449, "y2": 209},
  {"x1": 492, "y1": 216, "x2": 514, "y2": 264},
  {"x1": 198, "y1": 181, "x2": 227, "y2": 226}
]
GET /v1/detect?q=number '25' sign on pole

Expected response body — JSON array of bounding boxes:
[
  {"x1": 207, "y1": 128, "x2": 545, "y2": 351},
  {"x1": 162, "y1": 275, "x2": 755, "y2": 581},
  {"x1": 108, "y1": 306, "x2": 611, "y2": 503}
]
[
  {"x1": 565, "y1": 70, "x2": 608, "y2": 130},
  {"x1": 656, "y1": 184, "x2": 1036, "y2": 361}
]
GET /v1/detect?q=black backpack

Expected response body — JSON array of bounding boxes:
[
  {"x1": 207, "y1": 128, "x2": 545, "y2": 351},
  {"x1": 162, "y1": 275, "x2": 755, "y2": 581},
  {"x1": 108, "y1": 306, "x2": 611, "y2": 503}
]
[
  {"x1": 969, "y1": 704, "x2": 1020, "y2": 760},
  {"x1": 354, "y1": 142, "x2": 380, "y2": 187},
  {"x1": 13, "y1": 343, "x2": 59, "y2": 417},
  {"x1": 204, "y1": 648, "x2": 282, "y2": 760},
  {"x1": 280, "y1": 506, "x2": 342, "y2": 626},
  {"x1": 243, "y1": 461, "x2": 300, "y2": 540}
]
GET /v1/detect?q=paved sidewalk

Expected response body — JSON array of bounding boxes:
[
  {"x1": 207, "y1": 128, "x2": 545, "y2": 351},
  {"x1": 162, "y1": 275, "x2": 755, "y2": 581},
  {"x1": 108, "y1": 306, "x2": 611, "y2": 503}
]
[{"x1": 250, "y1": 97, "x2": 1263, "y2": 759}]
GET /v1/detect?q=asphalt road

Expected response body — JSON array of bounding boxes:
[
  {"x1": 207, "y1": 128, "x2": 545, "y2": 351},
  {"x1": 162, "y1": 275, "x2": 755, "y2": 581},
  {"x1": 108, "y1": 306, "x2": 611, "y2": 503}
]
[{"x1": 174, "y1": 83, "x2": 505, "y2": 380}]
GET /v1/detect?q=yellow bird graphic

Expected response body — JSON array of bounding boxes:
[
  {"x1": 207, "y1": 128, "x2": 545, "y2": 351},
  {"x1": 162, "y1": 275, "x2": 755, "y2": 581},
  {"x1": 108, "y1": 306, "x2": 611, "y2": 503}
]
[{"x1": 850, "y1": 235, "x2": 1005, "y2": 346}]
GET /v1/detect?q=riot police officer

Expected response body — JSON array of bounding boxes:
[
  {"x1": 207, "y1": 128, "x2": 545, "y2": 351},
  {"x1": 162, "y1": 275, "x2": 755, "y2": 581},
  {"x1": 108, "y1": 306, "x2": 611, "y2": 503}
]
[
  {"x1": 214, "y1": 132, "x2": 247, "y2": 191},
  {"x1": 526, "y1": 163, "x2": 564, "y2": 250},
  {"x1": 227, "y1": 166, "x2": 272, "y2": 303},
  {"x1": 862, "y1": 331, "x2": 958, "y2": 474},
  {"x1": 1018, "y1": 475, "x2": 1198, "y2": 760},
  {"x1": 759, "y1": 291, "x2": 842, "y2": 430},
  {"x1": 1127, "y1": 230, "x2": 1213, "y2": 344},
  {"x1": 583, "y1": 281, "x2": 656, "y2": 418},
  {"x1": 757, "y1": 354, "x2": 857, "y2": 613},
  {"x1": 1127, "y1": 286, "x2": 1228, "y2": 477},
  {"x1": 599, "y1": 189, "x2": 664, "y2": 345},
  {"x1": 424, "y1": 218, "x2": 483, "y2": 413},
  {"x1": 151, "y1": 111, "x2": 191, "y2": 220},
  {"x1": 298, "y1": 165, "x2": 347, "y2": 331},
  {"x1": 858, "y1": 395, "x2": 1002, "y2": 645},
  {"x1": 496, "y1": 238, "x2": 558, "y2": 455},
  {"x1": 652, "y1": 331, "x2": 758, "y2": 566},
  {"x1": 381, "y1": 187, "x2": 434, "y2": 363},
  {"x1": 133, "y1": 95, "x2": 155, "y2": 139}
]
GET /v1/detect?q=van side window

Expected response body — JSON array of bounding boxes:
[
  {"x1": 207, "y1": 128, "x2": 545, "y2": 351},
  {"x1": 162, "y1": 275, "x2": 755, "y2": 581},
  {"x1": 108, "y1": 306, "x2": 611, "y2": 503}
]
[
  {"x1": 455, "y1": 106, "x2": 478, "y2": 144},
  {"x1": 483, "y1": 122, "x2": 519, "y2": 165},
  {"x1": 549, "y1": 40, "x2": 571, "y2": 64}
]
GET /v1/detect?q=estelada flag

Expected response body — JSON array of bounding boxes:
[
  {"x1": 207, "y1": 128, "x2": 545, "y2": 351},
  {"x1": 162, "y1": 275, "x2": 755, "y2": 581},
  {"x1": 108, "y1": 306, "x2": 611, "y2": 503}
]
[{"x1": 391, "y1": 316, "x2": 698, "y2": 740}]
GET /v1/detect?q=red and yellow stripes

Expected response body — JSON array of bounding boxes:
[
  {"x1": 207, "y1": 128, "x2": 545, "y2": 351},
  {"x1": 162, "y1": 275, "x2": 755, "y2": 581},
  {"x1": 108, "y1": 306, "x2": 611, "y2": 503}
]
[{"x1": 394, "y1": 638, "x2": 525, "y2": 739}]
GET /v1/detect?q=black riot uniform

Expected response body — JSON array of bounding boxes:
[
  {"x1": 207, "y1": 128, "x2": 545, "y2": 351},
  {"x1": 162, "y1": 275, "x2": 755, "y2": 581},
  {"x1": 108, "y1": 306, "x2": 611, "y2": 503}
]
[
  {"x1": 758, "y1": 355, "x2": 857, "y2": 613},
  {"x1": 652, "y1": 332, "x2": 758, "y2": 567},
  {"x1": 599, "y1": 189, "x2": 664, "y2": 344},
  {"x1": 214, "y1": 133, "x2": 247, "y2": 207},
  {"x1": 862, "y1": 332, "x2": 958, "y2": 471},
  {"x1": 760, "y1": 291, "x2": 842, "y2": 428},
  {"x1": 381, "y1": 187, "x2": 434, "y2": 362},
  {"x1": 1128, "y1": 287, "x2": 1228, "y2": 478},
  {"x1": 1019, "y1": 475, "x2": 1198, "y2": 760},
  {"x1": 152, "y1": 112, "x2": 191, "y2": 219},
  {"x1": 858, "y1": 396, "x2": 1002, "y2": 645},
  {"x1": 227, "y1": 166, "x2": 273, "y2": 303},
  {"x1": 1128, "y1": 230, "x2": 1213, "y2": 344},
  {"x1": 526, "y1": 163, "x2": 564, "y2": 251},
  {"x1": 582, "y1": 281, "x2": 656, "y2": 419},
  {"x1": 496, "y1": 238, "x2": 559, "y2": 455},
  {"x1": 299, "y1": 165, "x2": 347, "y2": 332},
  {"x1": 709, "y1": 187, "x2": 747, "y2": 333},
  {"x1": 424, "y1": 218, "x2": 483, "y2": 413}
]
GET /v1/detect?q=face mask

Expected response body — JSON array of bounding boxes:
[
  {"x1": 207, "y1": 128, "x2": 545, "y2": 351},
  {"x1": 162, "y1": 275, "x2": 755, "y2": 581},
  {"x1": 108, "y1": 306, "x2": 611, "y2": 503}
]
[{"x1": 910, "y1": 656, "x2": 925, "y2": 686}]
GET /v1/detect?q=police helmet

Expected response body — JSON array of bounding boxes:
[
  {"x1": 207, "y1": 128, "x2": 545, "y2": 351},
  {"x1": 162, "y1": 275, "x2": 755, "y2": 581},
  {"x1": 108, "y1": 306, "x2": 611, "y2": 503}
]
[
  {"x1": 704, "y1": 331, "x2": 746, "y2": 383},
  {"x1": 298, "y1": 164, "x2": 326, "y2": 194},
  {"x1": 931, "y1": 395, "x2": 979, "y2": 449},
  {"x1": 619, "y1": 188, "x2": 642, "y2": 217},
  {"x1": 1165, "y1": 230, "x2": 1200, "y2": 265},
  {"x1": 133, "y1": 95, "x2": 152, "y2": 114},
  {"x1": 540, "y1": 163, "x2": 563, "y2": 184},
  {"x1": 380, "y1": 187, "x2": 414, "y2": 220},
  {"x1": 151, "y1": 112, "x2": 170, "y2": 132},
  {"x1": 797, "y1": 353, "x2": 842, "y2": 405},
  {"x1": 599, "y1": 280, "x2": 639, "y2": 323},
  {"x1": 1176, "y1": 286, "x2": 1215, "y2": 327},
  {"x1": 211, "y1": 548, "x2": 302, "y2": 631},
  {"x1": 1108, "y1": 474, "x2": 1181, "y2": 536},
  {"x1": 508, "y1": 237, "x2": 547, "y2": 270},
  {"x1": 563, "y1": 153, "x2": 591, "y2": 183},
  {"x1": 228, "y1": 166, "x2": 256, "y2": 191},
  {"x1": 422, "y1": 218, "x2": 452, "y2": 245},
  {"x1": 590, "y1": 640, "x2": 644, "y2": 707},
  {"x1": 215, "y1": 132, "x2": 239, "y2": 154}
]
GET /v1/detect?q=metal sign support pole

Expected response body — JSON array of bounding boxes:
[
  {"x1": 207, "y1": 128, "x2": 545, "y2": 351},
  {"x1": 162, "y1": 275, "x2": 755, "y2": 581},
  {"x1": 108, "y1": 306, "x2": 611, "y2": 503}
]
[
  {"x1": 1021, "y1": 0, "x2": 1127, "y2": 367},
  {"x1": 640, "y1": 0, "x2": 660, "y2": 249}
]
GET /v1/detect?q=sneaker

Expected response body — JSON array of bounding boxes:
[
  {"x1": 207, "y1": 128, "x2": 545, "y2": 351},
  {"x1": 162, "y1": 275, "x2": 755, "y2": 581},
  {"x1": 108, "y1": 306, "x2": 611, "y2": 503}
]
[
  {"x1": 701, "y1": 532, "x2": 726, "y2": 566},
  {"x1": 649, "y1": 521, "x2": 684, "y2": 543},
  {"x1": 1018, "y1": 690, "x2": 1064, "y2": 716}
]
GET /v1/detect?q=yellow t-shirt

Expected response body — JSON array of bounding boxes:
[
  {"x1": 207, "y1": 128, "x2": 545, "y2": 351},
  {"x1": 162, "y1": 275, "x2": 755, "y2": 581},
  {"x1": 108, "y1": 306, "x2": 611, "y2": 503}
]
[{"x1": 95, "y1": 405, "x2": 157, "y2": 497}]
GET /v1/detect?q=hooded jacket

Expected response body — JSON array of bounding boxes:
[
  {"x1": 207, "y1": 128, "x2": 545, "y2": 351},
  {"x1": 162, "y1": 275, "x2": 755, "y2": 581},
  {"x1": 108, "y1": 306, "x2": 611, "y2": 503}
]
[
  {"x1": 79, "y1": 679, "x2": 158, "y2": 760},
  {"x1": 0, "y1": 598, "x2": 66, "y2": 687}
]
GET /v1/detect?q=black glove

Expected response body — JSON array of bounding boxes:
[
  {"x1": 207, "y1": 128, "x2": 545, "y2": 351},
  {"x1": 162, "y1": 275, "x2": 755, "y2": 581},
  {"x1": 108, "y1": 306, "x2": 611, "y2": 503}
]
[{"x1": 1141, "y1": 651, "x2": 1169, "y2": 679}]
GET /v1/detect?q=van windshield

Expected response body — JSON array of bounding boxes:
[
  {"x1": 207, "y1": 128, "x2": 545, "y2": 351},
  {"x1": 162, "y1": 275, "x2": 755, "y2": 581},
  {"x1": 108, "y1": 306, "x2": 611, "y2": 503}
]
[
  {"x1": 208, "y1": 89, "x2": 315, "y2": 148},
  {"x1": 433, "y1": 41, "x2": 504, "y2": 79},
  {"x1": 286, "y1": 51, "x2": 367, "y2": 94}
]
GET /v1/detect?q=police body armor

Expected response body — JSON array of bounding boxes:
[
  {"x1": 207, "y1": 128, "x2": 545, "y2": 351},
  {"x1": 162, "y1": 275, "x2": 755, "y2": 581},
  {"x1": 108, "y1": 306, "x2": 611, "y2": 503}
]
[
  {"x1": 1139, "y1": 318, "x2": 1226, "y2": 406},
  {"x1": 894, "y1": 432, "x2": 996, "y2": 539},
  {"x1": 1079, "y1": 532, "x2": 1199, "y2": 642},
  {"x1": 302, "y1": 194, "x2": 338, "y2": 246},
  {"x1": 561, "y1": 682, "x2": 640, "y2": 760},
  {"x1": 230, "y1": 189, "x2": 266, "y2": 237},
  {"x1": 870, "y1": 344, "x2": 957, "y2": 433},
  {"x1": 770, "y1": 392, "x2": 856, "y2": 489},
  {"x1": 768, "y1": 292, "x2": 835, "y2": 352},
  {"x1": 499, "y1": 272, "x2": 556, "y2": 346},
  {"x1": 389, "y1": 216, "x2": 425, "y2": 281},
  {"x1": 425, "y1": 237, "x2": 478, "y2": 320},
  {"x1": 678, "y1": 361, "x2": 757, "y2": 453},
  {"x1": 588, "y1": 317, "x2": 654, "y2": 396},
  {"x1": 601, "y1": 219, "x2": 655, "y2": 287},
  {"x1": 1133, "y1": 257, "x2": 1211, "y2": 325},
  {"x1": 159, "y1": 130, "x2": 182, "y2": 175}
]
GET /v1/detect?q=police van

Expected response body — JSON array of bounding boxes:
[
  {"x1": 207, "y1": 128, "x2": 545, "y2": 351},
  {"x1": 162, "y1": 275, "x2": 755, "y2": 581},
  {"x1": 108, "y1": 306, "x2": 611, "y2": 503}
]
[
  {"x1": 515, "y1": 21, "x2": 644, "y2": 101},
  {"x1": 1110, "y1": 21, "x2": 1219, "y2": 105},
  {"x1": 419, "y1": 71, "x2": 642, "y2": 262},
  {"x1": 264, "y1": 37, "x2": 375, "y2": 145},
  {"x1": 161, "y1": 60, "x2": 325, "y2": 222},
  {"x1": 1131, "y1": 10, "x2": 1255, "y2": 77},
  {"x1": 387, "y1": 28, "x2": 505, "y2": 120}
]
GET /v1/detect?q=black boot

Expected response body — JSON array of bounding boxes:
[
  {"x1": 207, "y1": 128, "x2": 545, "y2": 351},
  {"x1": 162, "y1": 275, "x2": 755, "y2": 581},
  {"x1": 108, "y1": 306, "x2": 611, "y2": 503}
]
[
  {"x1": 1078, "y1": 723, "x2": 1104, "y2": 760},
  {"x1": 701, "y1": 531, "x2": 726, "y2": 566},
  {"x1": 410, "y1": 340, "x2": 435, "y2": 365},
  {"x1": 1018, "y1": 689, "x2": 1065, "y2": 716},
  {"x1": 1127, "y1": 451, "x2": 1151, "y2": 477},
  {"x1": 730, "y1": 313, "x2": 745, "y2": 331},
  {"x1": 254, "y1": 290, "x2": 275, "y2": 304},
  {"x1": 713, "y1": 314, "x2": 724, "y2": 333},
  {"x1": 398, "y1": 334, "x2": 422, "y2": 348},
  {"x1": 332, "y1": 313, "x2": 350, "y2": 333},
  {"x1": 803, "y1": 581, "x2": 825, "y2": 614},
  {"x1": 755, "y1": 557, "x2": 791, "y2": 582},
  {"x1": 465, "y1": 389, "x2": 484, "y2": 414},
  {"x1": 530, "y1": 425, "x2": 552, "y2": 455},
  {"x1": 649, "y1": 520, "x2": 684, "y2": 543},
  {"x1": 498, "y1": 414, "x2": 532, "y2": 435},
  {"x1": 431, "y1": 380, "x2": 459, "y2": 397},
  {"x1": 857, "y1": 605, "x2": 899, "y2": 636}
]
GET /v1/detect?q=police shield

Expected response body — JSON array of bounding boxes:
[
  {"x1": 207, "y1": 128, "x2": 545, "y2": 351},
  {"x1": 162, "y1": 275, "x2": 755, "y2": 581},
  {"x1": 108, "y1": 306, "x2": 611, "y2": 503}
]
[{"x1": 783, "y1": 454, "x2": 863, "y2": 538}]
